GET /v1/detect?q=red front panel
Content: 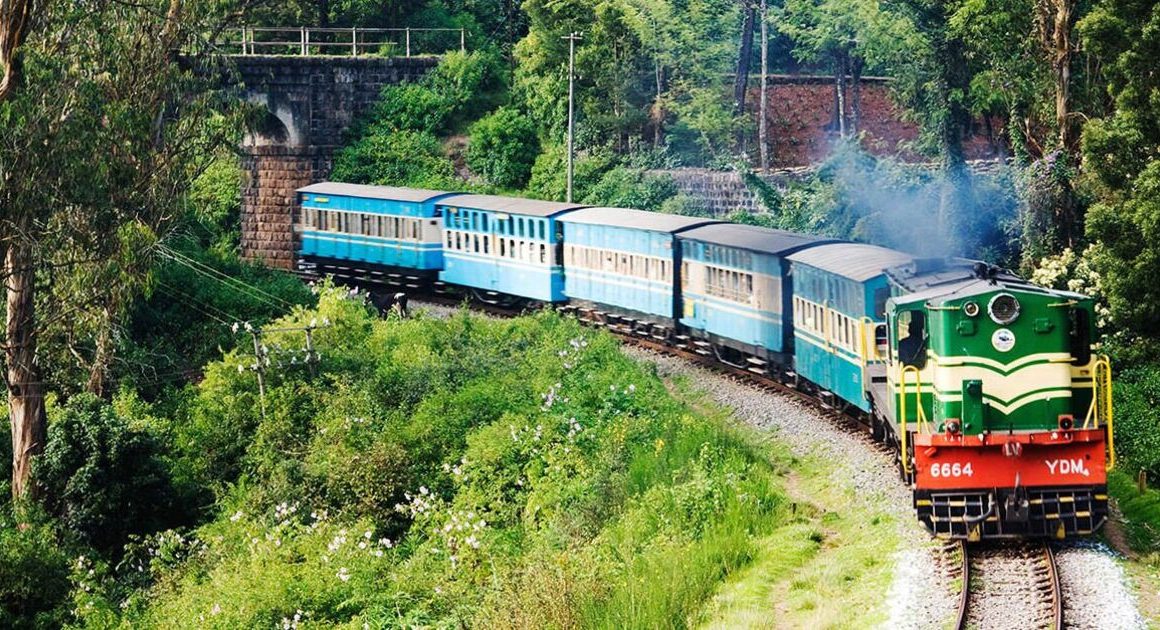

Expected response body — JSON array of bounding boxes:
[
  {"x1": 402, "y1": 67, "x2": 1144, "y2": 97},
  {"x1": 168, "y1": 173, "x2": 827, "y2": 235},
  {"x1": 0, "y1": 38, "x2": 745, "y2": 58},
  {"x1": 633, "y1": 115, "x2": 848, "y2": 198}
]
[{"x1": 913, "y1": 430, "x2": 1107, "y2": 490}]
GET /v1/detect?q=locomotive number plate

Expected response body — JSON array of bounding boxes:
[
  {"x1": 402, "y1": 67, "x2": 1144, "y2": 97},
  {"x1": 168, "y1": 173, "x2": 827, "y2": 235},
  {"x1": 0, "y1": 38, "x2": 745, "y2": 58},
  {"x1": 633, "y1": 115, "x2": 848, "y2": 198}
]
[{"x1": 928, "y1": 462, "x2": 973, "y2": 478}]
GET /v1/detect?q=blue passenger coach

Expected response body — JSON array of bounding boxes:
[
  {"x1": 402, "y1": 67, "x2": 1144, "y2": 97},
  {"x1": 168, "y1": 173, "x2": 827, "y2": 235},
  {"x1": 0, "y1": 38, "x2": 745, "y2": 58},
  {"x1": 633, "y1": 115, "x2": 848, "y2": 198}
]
[
  {"x1": 787, "y1": 243, "x2": 913, "y2": 411},
  {"x1": 437, "y1": 195, "x2": 586, "y2": 303},
  {"x1": 678, "y1": 224, "x2": 835, "y2": 363},
  {"x1": 560, "y1": 207, "x2": 718, "y2": 324},
  {"x1": 296, "y1": 183, "x2": 452, "y2": 277}
]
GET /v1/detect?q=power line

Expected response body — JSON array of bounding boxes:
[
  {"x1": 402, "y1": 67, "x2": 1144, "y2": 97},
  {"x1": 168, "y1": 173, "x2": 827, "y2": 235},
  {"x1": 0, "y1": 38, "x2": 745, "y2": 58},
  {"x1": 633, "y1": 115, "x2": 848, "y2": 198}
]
[
  {"x1": 155, "y1": 280, "x2": 237, "y2": 326},
  {"x1": 157, "y1": 245, "x2": 297, "y2": 309}
]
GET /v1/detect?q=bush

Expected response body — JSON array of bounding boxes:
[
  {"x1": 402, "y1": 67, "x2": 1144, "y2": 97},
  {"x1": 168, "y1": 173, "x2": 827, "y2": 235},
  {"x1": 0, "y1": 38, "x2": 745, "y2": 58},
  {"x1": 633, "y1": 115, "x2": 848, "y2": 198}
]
[
  {"x1": 115, "y1": 294, "x2": 789, "y2": 628},
  {"x1": 0, "y1": 509, "x2": 73, "y2": 630},
  {"x1": 582, "y1": 166, "x2": 680, "y2": 211},
  {"x1": 1112, "y1": 367, "x2": 1160, "y2": 482},
  {"x1": 525, "y1": 144, "x2": 616, "y2": 201},
  {"x1": 466, "y1": 107, "x2": 540, "y2": 189},
  {"x1": 331, "y1": 129, "x2": 457, "y2": 188},
  {"x1": 36, "y1": 394, "x2": 179, "y2": 552}
]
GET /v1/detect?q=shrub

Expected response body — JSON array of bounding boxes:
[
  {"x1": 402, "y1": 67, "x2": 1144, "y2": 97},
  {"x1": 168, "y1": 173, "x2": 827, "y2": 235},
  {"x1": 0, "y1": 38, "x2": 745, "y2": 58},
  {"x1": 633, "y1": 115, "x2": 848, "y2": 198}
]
[
  {"x1": 1112, "y1": 367, "x2": 1160, "y2": 482},
  {"x1": 525, "y1": 144, "x2": 616, "y2": 201},
  {"x1": 331, "y1": 129, "x2": 457, "y2": 188},
  {"x1": 0, "y1": 509, "x2": 73, "y2": 630},
  {"x1": 36, "y1": 394, "x2": 179, "y2": 552},
  {"x1": 582, "y1": 166, "x2": 679, "y2": 211},
  {"x1": 466, "y1": 107, "x2": 540, "y2": 189},
  {"x1": 119, "y1": 301, "x2": 789, "y2": 628},
  {"x1": 367, "y1": 84, "x2": 453, "y2": 135}
]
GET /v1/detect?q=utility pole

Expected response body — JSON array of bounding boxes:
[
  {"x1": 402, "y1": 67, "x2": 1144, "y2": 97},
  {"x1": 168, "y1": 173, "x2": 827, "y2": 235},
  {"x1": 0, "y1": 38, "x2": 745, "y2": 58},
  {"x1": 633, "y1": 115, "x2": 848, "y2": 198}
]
[
  {"x1": 759, "y1": 0, "x2": 769, "y2": 171},
  {"x1": 234, "y1": 318, "x2": 329, "y2": 421},
  {"x1": 562, "y1": 31, "x2": 583, "y2": 203}
]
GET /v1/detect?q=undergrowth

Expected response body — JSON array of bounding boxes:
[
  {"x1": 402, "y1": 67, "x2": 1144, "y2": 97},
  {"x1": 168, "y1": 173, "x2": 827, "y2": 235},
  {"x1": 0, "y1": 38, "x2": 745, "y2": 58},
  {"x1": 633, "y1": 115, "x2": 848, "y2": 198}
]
[{"x1": 64, "y1": 287, "x2": 798, "y2": 628}]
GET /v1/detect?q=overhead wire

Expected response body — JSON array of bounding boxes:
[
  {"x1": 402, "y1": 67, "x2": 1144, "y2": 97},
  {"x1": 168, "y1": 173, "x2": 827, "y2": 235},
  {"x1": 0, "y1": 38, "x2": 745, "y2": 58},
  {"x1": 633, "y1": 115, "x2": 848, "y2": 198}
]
[{"x1": 157, "y1": 244, "x2": 298, "y2": 310}]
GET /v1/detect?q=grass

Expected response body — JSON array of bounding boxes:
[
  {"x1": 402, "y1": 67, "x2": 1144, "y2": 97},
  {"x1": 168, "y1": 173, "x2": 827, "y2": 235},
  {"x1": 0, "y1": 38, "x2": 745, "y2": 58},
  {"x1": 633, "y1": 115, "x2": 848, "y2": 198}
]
[
  {"x1": 652, "y1": 372, "x2": 900, "y2": 629},
  {"x1": 1108, "y1": 470, "x2": 1160, "y2": 626}
]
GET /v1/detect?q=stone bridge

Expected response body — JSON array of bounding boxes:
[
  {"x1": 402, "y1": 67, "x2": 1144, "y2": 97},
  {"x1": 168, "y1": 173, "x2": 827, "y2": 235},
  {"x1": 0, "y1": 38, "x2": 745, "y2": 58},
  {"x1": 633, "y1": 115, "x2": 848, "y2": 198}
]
[{"x1": 235, "y1": 55, "x2": 437, "y2": 268}]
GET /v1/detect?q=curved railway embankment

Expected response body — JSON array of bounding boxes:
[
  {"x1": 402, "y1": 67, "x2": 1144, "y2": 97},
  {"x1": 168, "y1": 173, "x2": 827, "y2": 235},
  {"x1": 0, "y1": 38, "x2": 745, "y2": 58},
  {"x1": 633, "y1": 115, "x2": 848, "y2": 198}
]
[{"x1": 406, "y1": 298, "x2": 1146, "y2": 628}]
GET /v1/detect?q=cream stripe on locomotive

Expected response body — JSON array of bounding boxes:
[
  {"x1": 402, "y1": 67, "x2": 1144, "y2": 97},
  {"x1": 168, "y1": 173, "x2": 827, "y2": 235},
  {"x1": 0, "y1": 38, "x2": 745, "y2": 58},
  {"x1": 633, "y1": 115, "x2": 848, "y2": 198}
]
[
  {"x1": 888, "y1": 350, "x2": 1086, "y2": 415},
  {"x1": 931, "y1": 351, "x2": 1074, "y2": 374}
]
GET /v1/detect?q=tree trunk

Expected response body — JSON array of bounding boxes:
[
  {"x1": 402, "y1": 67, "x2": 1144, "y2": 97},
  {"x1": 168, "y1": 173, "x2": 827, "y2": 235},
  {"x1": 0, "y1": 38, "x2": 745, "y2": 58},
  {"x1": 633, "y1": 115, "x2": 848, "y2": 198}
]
[
  {"x1": 6, "y1": 239, "x2": 45, "y2": 501},
  {"x1": 759, "y1": 0, "x2": 769, "y2": 170},
  {"x1": 318, "y1": 0, "x2": 330, "y2": 28},
  {"x1": 937, "y1": 35, "x2": 971, "y2": 253},
  {"x1": 652, "y1": 59, "x2": 664, "y2": 148},
  {"x1": 850, "y1": 55, "x2": 863, "y2": 135},
  {"x1": 1048, "y1": 0, "x2": 1076, "y2": 152},
  {"x1": 732, "y1": 3, "x2": 756, "y2": 116},
  {"x1": 0, "y1": 0, "x2": 35, "y2": 101},
  {"x1": 85, "y1": 306, "x2": 113, "y2": 398},
  {"x1": 835, "y1": 51, "x2": 848, "y2": 139}
]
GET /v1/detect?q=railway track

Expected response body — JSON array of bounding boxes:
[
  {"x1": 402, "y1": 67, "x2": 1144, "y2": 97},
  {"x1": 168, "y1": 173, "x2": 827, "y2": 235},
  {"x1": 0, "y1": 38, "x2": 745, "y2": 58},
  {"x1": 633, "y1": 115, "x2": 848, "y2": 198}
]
[{"x1": 953, "y1": 540, "x2": 1062, "y2": 630}]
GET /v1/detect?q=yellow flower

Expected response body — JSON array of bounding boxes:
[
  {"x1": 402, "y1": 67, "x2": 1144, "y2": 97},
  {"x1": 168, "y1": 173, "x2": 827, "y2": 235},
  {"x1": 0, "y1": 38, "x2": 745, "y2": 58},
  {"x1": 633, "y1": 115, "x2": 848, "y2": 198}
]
[{"x1": 654, "y1": 438, "x2": 665, "y2": 453}]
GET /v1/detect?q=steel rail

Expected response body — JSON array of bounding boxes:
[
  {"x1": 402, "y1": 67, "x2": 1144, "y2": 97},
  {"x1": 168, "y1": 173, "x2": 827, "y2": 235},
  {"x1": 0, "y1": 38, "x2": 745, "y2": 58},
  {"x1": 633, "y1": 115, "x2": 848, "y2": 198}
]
[{"x1": 954, "y1": 540, "x2": 970, "y2": 630}]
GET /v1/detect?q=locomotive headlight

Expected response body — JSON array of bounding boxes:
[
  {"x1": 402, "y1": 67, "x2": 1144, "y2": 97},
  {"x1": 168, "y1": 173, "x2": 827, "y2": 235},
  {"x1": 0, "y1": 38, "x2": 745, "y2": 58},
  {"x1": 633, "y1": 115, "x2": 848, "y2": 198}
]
[
  {"x1": 987, "y1": 293, "x2": 1021, "y2": 325},
  {"x1": 962, "y1": 301, "x2": 980, "y2": 317}
]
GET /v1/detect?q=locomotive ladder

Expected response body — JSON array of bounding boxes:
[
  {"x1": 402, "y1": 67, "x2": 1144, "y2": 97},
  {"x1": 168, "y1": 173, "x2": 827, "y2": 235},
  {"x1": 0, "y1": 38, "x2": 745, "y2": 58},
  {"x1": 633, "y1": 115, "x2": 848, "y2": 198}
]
[
  {"x1": 898, "y1": 364, "x2": 930, "y2": 475},
  {"x1": 1083, "y1": 354, "x2": 1116, "y2": 470}
]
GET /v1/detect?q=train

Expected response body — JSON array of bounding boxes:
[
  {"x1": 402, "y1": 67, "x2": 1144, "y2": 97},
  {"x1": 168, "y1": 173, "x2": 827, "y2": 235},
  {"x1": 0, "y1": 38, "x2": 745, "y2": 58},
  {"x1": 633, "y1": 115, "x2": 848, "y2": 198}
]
[{"x1": 294, "y1": 181, "x2": 1114, "y2": 540}]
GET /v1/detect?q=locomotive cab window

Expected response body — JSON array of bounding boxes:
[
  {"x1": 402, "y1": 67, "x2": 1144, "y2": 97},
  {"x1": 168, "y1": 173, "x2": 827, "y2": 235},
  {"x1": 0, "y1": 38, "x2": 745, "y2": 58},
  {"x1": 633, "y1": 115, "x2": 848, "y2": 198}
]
[{"x1": 897, "y1": 310, "x2": 927, "y2": 368}]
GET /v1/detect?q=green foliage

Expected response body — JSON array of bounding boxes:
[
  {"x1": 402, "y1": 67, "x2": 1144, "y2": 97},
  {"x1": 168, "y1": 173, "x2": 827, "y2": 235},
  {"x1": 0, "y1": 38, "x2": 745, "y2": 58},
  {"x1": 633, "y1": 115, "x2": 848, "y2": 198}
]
[
  {"x1": 582, "y1": 166, "x2": 680, "y2": 211},
  {"x1": 466, "y1": 107, "x2": 540, "y2": 189},
  {"x1": 1108, "y1": 471, "x2": 1160, "y2": 555},
  {"x1": 332, "y1": 50, "x2": 507, "y2": 188},
  {"x1": 331, "y1": 129, "x2": 458, "y2": 188},
  {"x1": 1084, "y1": 162, "x2": 1160, "y2": 362},
  {"x1": 1111, "y1": 368, "x2": 1160, "y2": 482},
  {"x1": 0, "y1": 508, "x2": 72, "y2": 630},
  {"x1": 1077, "y1": 0, "x2": 1160, "y2": 358},
  {"x1": 525, "y1": 144, "x2": 617, "y2": 202},
  {"x1": 187, "y1": 156, "x2": 243, "y2": 254},
  {"x1": 35, "y1": 394, "x2": 179, "y2": 552},
  {"x1": 81, "y1": 289, "x2": 792, "y2": 627}
]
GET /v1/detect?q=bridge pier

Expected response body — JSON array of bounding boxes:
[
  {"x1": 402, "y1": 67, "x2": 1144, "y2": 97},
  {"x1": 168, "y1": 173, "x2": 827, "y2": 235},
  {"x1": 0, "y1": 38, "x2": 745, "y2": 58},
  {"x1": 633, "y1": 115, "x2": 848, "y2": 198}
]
[{"x1": 234, "y1": 55, "x2": 438, "y2": 268}]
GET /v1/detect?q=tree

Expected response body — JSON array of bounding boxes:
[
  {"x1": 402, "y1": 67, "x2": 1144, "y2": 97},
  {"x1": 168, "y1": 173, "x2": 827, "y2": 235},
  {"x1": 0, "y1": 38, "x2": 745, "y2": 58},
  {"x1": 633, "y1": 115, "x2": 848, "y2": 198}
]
[
  {"x1": 0, "y1": 0, "x2": 233, "y2": 500},
  {"x1": 1076, "y1": 0, "x2": 1160, "y2": 358},
  {"x1": 467, "y1": 107, "x2": 541, "y2": 189},
  {"x1": 732, "y1": 1, "x2": 756, "y2": 117}
]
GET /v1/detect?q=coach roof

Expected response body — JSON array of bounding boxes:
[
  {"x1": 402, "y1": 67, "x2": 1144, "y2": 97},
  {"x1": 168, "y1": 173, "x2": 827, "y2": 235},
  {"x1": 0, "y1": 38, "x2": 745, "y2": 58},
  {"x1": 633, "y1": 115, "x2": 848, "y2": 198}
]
[
  {"x1": 678, "y1": 223, "x2": 840, "y2": 257},
  {"x1": 560, "y1": 207, "x2": 720, "y2": 233},
  {"x1": 437, "y1": 194, "x2": 588, "y2": 217},
  {"x1": 787, "y1": 242, "x2": 914, "y2": 281},
  {"x1": 298, "y1": 182, "x2": 452, "y2": 202}
]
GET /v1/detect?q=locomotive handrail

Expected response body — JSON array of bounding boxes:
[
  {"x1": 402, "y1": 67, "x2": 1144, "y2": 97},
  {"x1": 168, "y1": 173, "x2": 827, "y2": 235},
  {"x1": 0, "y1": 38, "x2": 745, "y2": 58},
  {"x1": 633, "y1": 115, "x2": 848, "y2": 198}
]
[
  {"x1": 1084, "y1": 355, "x2": 1115, "y2": 470},
  {"x1": 898, "y1": 364, "x2": 930, "y2": 475}
]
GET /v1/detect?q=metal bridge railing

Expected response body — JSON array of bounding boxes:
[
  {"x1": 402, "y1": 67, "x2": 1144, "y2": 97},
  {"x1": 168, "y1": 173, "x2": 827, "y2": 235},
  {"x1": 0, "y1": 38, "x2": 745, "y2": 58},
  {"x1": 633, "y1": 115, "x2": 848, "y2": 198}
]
[{"x1": 228, "y1": 27, "x2": 467, "y2": 57}]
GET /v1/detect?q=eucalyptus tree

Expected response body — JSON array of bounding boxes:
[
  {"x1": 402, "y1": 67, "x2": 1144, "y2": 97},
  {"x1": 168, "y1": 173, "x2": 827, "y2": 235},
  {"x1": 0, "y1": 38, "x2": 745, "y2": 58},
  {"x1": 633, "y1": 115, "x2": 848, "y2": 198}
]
[
  {"x1": 0, "y1": 0, "x2": 237, "y2": 500},
  {"x1": 778, "y1": 0, "x2": 872, "y2": 136}
]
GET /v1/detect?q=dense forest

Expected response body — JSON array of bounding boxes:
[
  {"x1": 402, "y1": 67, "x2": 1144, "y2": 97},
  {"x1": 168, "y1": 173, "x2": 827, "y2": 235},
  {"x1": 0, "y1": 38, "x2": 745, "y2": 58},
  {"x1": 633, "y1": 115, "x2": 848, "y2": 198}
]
[{"x1": 3, "y1": 0, "x2": 1160, "y2": 627}]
